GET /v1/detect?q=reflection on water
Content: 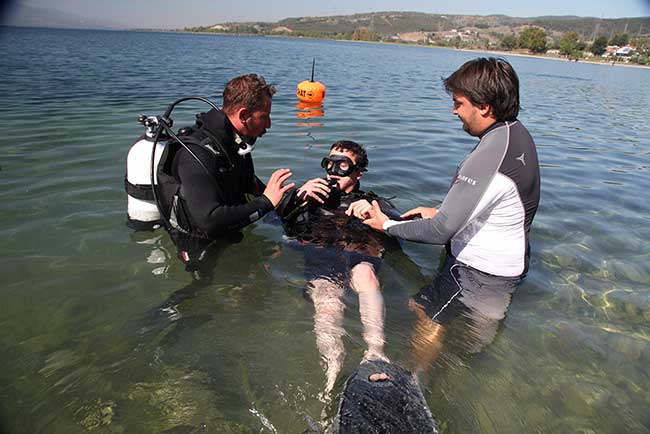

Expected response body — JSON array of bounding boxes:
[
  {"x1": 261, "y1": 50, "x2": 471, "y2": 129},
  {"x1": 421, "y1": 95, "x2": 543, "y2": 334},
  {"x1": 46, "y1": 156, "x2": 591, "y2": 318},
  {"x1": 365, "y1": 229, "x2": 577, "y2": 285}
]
[
  {"x1": 295, "y1": 101, "x2": 325, "y2": 127},
  {"x1": 1, "y1": 27, "x2": 650, "y2": 434}
]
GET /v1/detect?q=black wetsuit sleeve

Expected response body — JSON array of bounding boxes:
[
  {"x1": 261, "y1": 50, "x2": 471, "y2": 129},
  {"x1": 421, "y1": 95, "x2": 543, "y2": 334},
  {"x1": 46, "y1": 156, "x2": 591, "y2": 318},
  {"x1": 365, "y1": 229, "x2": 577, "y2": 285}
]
[
  {"x1": 275, "y1": 188, "x2": 306, "y2": 223},
  {"x1": 374, "y1": 196, "x2": 403, "y2": 221},
  {"x1": 176, "y1": 148, "x2": 274, "y2": 238},
  {"x1": 253, "y1": 175, "x2": 267, "y2": 194}
]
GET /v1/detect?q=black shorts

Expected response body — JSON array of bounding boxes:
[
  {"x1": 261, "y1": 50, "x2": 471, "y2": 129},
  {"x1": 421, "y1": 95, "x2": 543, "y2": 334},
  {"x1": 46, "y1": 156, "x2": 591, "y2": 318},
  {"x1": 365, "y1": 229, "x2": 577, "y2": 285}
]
[
  {"x1": 412, "y1": 255, "x2": 520, "y2": 325},
  {"x1": 301, "y1": 243, "x2": 382, "y2": 285}
]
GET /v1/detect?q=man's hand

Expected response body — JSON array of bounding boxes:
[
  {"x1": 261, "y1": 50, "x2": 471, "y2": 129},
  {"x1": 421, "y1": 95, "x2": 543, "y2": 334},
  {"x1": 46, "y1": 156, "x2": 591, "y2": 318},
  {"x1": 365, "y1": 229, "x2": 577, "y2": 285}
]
[
  {"x1": 401, "y1": 206, "x2": 438, "y2": 220},
  {"x1": 296, "y1": 178, "x2": 330, "y2": 204},
  {"x1": 346, "y1": 199, "x2": 372, "y2": 219},
  {"x1": 263, "y1": 168, "x2": 295, "y2": 207},
  {"x1": 361, "y1": 200, "x2": 389, "y2": 232}
]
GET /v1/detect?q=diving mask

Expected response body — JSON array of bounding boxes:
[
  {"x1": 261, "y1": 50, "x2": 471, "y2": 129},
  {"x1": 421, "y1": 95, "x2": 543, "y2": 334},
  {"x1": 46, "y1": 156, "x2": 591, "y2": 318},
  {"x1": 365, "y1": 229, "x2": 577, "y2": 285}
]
[{"x1": 321, "y1": 155, "x2": 366, "y2": 177}]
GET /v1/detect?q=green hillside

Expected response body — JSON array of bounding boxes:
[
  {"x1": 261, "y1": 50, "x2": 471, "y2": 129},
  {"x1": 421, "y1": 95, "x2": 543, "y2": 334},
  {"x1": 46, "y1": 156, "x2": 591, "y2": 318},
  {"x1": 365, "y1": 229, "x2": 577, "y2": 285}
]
[
  {"x1": 187, "y1": 11, "x2": 649, "y2": 40},
  {"x1": 184, "y1": 11, "x2": 650, "y2": 65}
]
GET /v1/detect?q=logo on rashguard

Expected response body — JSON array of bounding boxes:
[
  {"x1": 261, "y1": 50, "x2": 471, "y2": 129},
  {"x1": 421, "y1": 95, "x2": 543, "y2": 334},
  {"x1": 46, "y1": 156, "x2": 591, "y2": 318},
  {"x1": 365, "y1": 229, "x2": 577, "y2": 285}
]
[
  {"x1": 455, "y1": 174, "x2": 477, "y2": 186},
  {"x1": 516, "y1": 153, "x2": 526, "y2": 166}
]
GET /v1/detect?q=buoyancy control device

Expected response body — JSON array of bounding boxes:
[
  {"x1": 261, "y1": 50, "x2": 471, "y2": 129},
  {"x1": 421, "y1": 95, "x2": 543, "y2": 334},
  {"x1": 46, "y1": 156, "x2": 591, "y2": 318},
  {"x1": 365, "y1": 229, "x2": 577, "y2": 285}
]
[{"x1": 124, "y1": 96, "x2": 222, "y2": 231}]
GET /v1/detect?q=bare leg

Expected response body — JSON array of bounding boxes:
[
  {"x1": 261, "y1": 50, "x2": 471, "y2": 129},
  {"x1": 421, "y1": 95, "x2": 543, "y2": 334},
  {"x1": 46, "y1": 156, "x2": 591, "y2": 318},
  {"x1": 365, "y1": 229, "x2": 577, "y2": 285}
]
[
  {"x1": 309, "y1": 278, "x2": 346, "y2": 397},
  {"x1": 408, "y1": 299, "x2": 445, "y2": 372},
  {"x1": 350, "y1": 262, "x2": 388, "y2": 363}
]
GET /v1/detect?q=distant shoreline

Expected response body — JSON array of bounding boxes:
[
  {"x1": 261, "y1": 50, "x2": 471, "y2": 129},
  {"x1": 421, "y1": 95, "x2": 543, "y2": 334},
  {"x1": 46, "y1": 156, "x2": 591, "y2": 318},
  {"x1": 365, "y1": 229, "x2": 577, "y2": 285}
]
[
  {"x1": 181, "y1": 30, "x2": 650, "y2": 70},
  {"x1": 455, "y1": 47, "x2": 650, "y2": 70}
]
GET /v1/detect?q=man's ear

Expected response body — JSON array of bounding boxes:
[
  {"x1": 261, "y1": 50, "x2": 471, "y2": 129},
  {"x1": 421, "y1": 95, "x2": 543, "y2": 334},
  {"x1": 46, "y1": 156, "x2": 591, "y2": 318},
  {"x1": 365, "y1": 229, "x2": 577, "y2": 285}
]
[
  {"x1": 228, "y1": 107, "x2": 249, "y2": 134},
  {"x1": 355, "y1": 170, "x2": 364, "y2": 181},
  {"x1": 479, "y1": 104, "x2": 493, "y2": 118},
  {"x1": 236, "y1": 107, "x2": 249, "y2": 123}
]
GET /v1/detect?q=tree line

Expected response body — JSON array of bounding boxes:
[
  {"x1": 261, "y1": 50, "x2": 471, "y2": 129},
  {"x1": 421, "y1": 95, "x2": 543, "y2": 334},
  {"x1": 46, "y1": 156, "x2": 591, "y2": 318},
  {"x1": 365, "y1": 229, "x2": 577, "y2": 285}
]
[{"x1": 497, "y1": 29, "x2": 649, "y2": 65}]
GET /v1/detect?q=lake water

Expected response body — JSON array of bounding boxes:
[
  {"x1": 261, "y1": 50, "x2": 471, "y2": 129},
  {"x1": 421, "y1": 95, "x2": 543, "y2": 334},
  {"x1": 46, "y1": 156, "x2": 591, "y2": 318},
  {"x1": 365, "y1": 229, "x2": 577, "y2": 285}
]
[{"x1": 1, "y1": 26, "x2": 650, "y2": 433}]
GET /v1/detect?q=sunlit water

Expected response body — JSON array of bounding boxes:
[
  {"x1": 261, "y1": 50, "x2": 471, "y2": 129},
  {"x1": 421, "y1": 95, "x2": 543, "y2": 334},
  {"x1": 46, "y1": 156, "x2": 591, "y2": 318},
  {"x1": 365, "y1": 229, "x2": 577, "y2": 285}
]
[{"x1": 1, "y1": 26, "x2": 649, "y2": 433}]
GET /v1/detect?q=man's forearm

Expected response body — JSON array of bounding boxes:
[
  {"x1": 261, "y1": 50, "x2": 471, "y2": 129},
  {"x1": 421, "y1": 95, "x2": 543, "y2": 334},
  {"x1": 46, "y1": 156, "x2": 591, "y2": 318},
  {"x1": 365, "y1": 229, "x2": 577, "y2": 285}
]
[{"x1": 384, "y1": 210, "x2": 456, "y2": 245}]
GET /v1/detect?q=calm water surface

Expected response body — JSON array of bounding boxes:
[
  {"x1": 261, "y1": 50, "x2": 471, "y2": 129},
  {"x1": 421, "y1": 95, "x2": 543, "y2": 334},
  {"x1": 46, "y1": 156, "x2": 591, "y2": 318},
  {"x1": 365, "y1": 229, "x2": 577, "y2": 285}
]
[{"x1": 1, "y1": 27, "x2": 650, "y2": 433}]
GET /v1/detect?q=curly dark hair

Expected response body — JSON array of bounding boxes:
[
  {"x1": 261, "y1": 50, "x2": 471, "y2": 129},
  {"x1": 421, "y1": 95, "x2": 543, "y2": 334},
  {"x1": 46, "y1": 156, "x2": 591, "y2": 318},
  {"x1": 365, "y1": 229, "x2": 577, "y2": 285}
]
[
  {"x1": 443, "y1": 57, "x2": 520, "y2": 122},
  {"x1": 222, "y1": 74, "x2": 276, "y2": 114},
  {"x1": 330, "y1": 140, "x2": 368, "y2": 169}
]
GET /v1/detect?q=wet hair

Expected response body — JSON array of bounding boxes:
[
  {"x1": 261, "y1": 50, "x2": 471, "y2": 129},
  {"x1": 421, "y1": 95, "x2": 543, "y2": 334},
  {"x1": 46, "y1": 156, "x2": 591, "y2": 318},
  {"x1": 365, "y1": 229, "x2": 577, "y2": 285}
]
[
  {"x1": 330, "y1": 140, "x2": 368, "y2": 169},
  {"x1": 222, "y1": 74, "x2": 276, "y2": 114},
  {"x1": 443, "y1": 57, "x2": 520, "y2": 122}
]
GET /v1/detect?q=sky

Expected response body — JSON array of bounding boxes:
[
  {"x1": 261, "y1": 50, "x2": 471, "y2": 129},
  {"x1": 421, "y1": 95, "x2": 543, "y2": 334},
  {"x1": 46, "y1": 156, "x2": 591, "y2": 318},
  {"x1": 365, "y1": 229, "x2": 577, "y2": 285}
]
[{"x1": 9, "y1": 0, "x2": 650, "y2": 29}]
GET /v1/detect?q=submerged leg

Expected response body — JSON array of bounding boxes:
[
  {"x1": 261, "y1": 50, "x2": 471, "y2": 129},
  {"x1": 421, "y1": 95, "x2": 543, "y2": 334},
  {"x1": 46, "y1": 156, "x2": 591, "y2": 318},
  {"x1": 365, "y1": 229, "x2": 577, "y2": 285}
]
[
  {"x1": 350, "y1": 262, "x2": 388, "y2": 363},
  {"x1": 409, "y1": 298, "x2": 446, "y2": 372},
  {"x1": 310, "y1": 278, "x2": 346, "y2": 396}
]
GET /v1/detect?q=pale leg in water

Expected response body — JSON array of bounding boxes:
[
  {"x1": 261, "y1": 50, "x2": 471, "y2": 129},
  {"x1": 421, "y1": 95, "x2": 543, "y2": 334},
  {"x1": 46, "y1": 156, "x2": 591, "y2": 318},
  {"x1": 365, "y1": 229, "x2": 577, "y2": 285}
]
[
  {"x1": 409, "y1": 298, "x2": 445, "y2": 373},
  {"x1": 350, "y1": 262, "x2": 388, "y2": 364},
  {"x1": 310, "y1": 278, "x2": 346, "y2": 399}
]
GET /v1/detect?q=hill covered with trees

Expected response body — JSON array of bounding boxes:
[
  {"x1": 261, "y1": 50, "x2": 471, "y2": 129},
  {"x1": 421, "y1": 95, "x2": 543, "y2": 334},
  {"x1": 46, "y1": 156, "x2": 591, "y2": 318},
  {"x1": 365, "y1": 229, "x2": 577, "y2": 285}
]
[{"x1": 185, "y1": 11, "x2": 650, "y2": 65}]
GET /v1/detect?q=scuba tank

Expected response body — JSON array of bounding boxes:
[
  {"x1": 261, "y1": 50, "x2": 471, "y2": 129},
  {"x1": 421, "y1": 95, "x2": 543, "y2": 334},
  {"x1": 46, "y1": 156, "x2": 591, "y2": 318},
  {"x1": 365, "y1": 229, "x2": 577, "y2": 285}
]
[
  {"x1": 125, "y1": 116, "x2": 166, "y2": 230},
  {"x1": 124, "y1": 96, "x2": 223, "y2": 232}
]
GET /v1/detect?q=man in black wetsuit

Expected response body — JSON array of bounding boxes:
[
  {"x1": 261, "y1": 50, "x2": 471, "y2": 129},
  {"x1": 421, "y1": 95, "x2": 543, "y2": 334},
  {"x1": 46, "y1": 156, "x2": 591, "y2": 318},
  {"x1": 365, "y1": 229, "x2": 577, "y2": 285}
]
[
  {"x1": 161, "y1": 74, "x2": 293, "y2": 239},
  {"x1": 354, "y1": 58, "x2": 541, "y2": 366},
  {"x1": 148, "y1": 75, "x2": 295, "y2": 332},
  {"x1": 157, "y1": 74, "x2": 294, "y2": 273},
  {"x1": 277, "y1": 140, "x2": 401, "y2": 397}
]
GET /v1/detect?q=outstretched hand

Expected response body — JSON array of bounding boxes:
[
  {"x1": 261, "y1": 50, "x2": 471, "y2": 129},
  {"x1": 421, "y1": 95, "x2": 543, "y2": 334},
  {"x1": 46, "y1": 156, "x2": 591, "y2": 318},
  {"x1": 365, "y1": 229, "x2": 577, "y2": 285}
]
[
  {"x1": 296, "y1": 178, "x2": 330, "y2": 204},
  {"x1": 401, "y1": 206, "x2": 438, "y2": 220},
  {"x1": 361, "y1": 200, "x2": 389, "y2": 232},
  {"x1": 264, "y1": 168, "x2": 295, "y2": 207},
  {"x1": 346, "y1": 199, "x2": 372, "y2": 219}
]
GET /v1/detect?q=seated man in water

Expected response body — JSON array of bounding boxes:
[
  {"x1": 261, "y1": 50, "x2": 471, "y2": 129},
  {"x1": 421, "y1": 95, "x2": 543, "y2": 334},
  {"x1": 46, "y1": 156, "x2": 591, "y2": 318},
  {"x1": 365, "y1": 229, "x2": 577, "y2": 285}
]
[{"x1": 277, "y1": 140, "x2": 402, "y2": 397}]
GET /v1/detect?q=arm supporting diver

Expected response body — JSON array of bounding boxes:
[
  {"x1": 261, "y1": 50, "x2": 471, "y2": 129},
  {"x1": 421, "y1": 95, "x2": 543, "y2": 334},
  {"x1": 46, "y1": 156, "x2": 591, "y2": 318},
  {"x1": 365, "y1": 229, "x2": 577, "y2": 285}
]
[{"x1": 385, "y1": 136, "x2": 506, "y2": 244}]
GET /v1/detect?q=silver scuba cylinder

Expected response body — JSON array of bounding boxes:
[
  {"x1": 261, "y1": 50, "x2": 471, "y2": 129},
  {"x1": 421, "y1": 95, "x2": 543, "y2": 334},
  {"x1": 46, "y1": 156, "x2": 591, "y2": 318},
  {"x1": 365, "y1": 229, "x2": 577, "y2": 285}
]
[{"x1": 126, "y1": 116, "x2": 165, "y2": 230}]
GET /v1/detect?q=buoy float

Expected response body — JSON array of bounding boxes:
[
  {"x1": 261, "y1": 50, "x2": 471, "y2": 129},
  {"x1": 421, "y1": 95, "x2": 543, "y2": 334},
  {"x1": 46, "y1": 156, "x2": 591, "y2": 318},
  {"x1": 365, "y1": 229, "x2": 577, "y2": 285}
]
[{"x1": 297, "y1": 58, "x2": 326, "y2": 103}]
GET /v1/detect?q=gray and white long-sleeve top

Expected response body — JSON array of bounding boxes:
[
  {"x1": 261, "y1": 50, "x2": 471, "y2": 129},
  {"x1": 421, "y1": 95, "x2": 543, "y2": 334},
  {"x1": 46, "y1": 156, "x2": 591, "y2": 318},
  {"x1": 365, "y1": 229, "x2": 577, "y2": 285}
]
[{"x1": 384, "y1": 121, "x2": 540, "y2": 277}]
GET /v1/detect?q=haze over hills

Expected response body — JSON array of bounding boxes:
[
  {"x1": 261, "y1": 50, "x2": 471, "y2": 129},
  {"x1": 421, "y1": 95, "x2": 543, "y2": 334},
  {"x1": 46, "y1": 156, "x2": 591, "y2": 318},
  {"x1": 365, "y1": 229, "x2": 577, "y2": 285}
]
[{"x1": 3, "y1": 3, "x2": 123, "y2": 29}]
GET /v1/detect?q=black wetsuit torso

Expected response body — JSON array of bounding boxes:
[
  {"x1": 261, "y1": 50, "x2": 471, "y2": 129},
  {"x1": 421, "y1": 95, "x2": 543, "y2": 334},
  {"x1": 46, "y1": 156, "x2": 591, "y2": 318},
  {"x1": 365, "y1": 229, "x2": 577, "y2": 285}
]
[
  {"x1": 279, "y1": 186, "x2": 401, "y2": 277},
  {"x1": 162, "y1": 109, "x2": 273, "y2": 240}
]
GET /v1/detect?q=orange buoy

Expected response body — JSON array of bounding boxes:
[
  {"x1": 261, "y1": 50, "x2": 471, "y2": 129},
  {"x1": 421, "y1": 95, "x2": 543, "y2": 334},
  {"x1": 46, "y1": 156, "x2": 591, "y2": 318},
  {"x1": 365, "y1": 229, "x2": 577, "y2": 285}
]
[
  {"x1": 297, "y1": 58, "x2": 326, "y2": 103},
  {"x1": 297, "y1": 81, "x2": 325, "y2": 103}
]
